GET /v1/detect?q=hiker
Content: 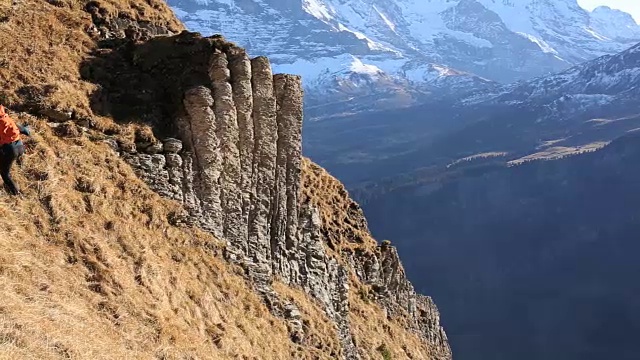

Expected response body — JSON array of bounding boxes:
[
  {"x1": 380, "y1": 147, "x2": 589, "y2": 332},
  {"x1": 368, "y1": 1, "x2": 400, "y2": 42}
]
[{"x1": 0, "y1": 105, "x2": 31, "y2": 195}]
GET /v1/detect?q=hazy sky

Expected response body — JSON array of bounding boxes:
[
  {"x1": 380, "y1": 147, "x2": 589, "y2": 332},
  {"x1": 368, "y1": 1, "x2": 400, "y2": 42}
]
[{"x1": 578, "y1": 0, "x2": 640, "y2": 23}]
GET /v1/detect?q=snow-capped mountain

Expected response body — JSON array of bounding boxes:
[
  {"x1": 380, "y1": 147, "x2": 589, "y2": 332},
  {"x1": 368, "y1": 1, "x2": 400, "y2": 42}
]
[
  {"x1": 304, "y1": 40, "x2": 640, "y2": 185},
  {"x1": 168, "y1": 0, "x2": 640, "y2": 115},
  {"x1": 302, "y1": 54, "x2": 498, "y2": 118},
  {"x1": 472, "y1": 41, "x2": 640, "y2": 124},
  {"x1": 589, "y1": 6, "x2": 640, "y2": 42}
]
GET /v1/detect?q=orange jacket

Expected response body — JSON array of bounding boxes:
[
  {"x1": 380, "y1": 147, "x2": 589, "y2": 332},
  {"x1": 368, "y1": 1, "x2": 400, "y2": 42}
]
[{"x1": 0, "y1": 105, "x2": 20, "y2": 146}]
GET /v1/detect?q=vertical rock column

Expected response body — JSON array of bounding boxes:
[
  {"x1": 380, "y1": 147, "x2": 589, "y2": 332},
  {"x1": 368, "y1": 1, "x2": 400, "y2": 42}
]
[
  {"x1": 272, "y1": 74, "x2": 304, "y2": 282},
  {"x1": 209, "y1": 52, "x2": 244, "y2": 247},
  {"x1": 228, "y1": 49, "x2": 254, "y2": 246},
  {"x1": 182, "y1": 86, "x2": 224, "y2": 237},
  {"x1": 248, "y1": 56, "x2": 278, "y2": 280}
]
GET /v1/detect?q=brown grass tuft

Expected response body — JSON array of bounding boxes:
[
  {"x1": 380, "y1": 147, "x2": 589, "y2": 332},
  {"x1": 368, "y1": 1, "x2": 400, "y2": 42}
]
[
  {"x1": 301, "y1": 159, "x2": 445, "y2": 359},
  {"x1": 349, "y1": 289, "x2": 437, "y2": 360},
  {"x1": 0, "y1": 0, "x2": 182, "y2": 120},
  {"x1": 272, "y1": 282, "x2": 343, "y2": 359},
  {"x1": 301, "y1": 158, "x2": 377, "y2": 253}
]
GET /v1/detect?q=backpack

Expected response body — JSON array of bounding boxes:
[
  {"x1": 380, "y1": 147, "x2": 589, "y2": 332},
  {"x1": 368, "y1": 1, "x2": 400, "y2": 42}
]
[{"x1": 0, "y1": 105, "x2": 20, "y2": 146}]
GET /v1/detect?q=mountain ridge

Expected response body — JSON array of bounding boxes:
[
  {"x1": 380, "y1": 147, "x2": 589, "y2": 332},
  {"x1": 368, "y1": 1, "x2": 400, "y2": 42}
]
[
  {"x1": 169, "y1": 0, "x2": 640, "y2": 116},
  {"x1": 303, "y1": 38, "x2": 640, "y2": 187}
]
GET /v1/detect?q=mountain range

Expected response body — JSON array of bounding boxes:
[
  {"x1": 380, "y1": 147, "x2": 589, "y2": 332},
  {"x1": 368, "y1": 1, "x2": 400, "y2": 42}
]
[
  {"x1": 303, "y1": 39, "x2": 640, "y2": 186},
  {"x1": 169, "y1": 0, "x2": 640, "y2": 116}
]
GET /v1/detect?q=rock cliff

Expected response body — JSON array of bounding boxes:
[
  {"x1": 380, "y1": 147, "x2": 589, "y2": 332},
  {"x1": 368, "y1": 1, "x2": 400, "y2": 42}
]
[
  {"x1": 108, "y1": 26, "x2": 450, "y2": 359},
  {"x1": 0, "y1": 0, "x2": 450, "y2": 358}
]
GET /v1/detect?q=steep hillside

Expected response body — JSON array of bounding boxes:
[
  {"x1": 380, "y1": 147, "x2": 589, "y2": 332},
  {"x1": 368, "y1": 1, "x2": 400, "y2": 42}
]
[
  {"x1": 0, "y1": 116, "x2": 309, "y2": 359},
  {"x1": 361, "y1": 132, "x2": 640, "y2": 360},
  {"x1": 0, "y1": 0, "x2": 450, "y2": 359}
]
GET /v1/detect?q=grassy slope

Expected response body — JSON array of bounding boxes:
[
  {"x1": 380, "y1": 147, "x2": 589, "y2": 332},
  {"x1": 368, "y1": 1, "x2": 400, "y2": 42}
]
[
  {"x1": 0, "y1": 1, "x2": 441, "y2": 359},
  {"x1": 0, "y1": 120, "x2": 304, "y2": 359},
  {"x1": 0, "y1": 0, "x2": 181, "y2": 120}
]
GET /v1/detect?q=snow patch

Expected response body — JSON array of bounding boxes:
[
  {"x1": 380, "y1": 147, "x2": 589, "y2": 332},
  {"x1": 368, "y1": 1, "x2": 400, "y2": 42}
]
[
  {"x1": 349, "y1": 56, "x2": 383, "y2": 75},
  {"x1": 477, "y1": 0, "x2": 538, "y2": 36},
  {"x1": 172, "y1": 6, "x2": 188, "y2": 18},
  {"x1": 584, "y1": 27, "x2": 610, "y2": 41},
  {"x1": 449, "y1": 31, "x2": 494, "y2": 48},
  {"x1": 589, "y1": 6, "x2": 640, "y2": 41},
  {"x1": 336, "y1": 23, "x2": 395, "y2": 52},
  {"x1": 302, "y1": 0, "x2": 333, "y2": 21},
  {"x1": 373, "y1": 5, "x2": 396, "y2": 32},
  {"x1": 517, "y1": 32, "x2": 558, "y2": 54},
  {"x1": 273, "y1": 54, "x2": 389, "y2": 87},
  {"x1": 562, "y1": 93, "x2": 615, "y2": 106}
]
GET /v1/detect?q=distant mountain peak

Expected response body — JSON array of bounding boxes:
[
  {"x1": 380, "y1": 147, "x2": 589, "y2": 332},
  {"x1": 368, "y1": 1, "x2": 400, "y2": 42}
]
[
  {"x1": 169, "y1": 0, "x2": 640, "y2": 117},
  {"x1": 589, "y1": 5, "x2": 640, "y2": 41}
]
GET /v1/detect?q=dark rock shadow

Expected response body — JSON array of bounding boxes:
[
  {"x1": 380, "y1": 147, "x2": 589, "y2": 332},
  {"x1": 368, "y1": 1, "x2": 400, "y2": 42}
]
[{"x1": 80, "y1": 26, "x2": 234, "y2": 137}]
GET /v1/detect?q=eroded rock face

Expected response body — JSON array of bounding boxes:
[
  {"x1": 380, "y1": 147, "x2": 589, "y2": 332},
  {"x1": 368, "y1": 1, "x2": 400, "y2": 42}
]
[
  {"x1": 272, "y1": 73, "x2": 304, "y2": 283},
  {"x1": 209, "y1": 52, "x2": 244, "y2": 247},
  {"x1": 297, "y1": 202, "x2": 357, "y2": 358},
  {"x1": 348, "y1": 244, "x2": 451, "y2": 357},
  {"x1": 182, "y1": 86, "x2": 224, "y2": 237},
  {"x1": 247, "y1": 56, "x2": 278, "y2": 282},
  {"x1": 119, "y1": 34, "x2": 451, "y2": 360},
  {"x1": 228, "y1": 49, "x2": 254, "y2": 251}
]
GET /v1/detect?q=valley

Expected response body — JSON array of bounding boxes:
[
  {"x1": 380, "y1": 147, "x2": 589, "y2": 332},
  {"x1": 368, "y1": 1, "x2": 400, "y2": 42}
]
[{"x1": 360, "y1": 132, "x2": 640, "y2": 360}]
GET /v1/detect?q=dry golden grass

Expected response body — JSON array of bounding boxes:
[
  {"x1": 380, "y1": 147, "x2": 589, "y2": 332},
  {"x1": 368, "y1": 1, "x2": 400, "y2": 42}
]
[
  {"x1": 0, "y1": 116, "x2": 306, "y2": 359},
  {"x1": 349, "y1": 289, "x2": 437, "y2": 360},
  {"x1": 0, "y1": 0, "x2": 93, "y2": 115},
  {"x1": 0, "y1": 114, "x2": 441, "y2": 360},
  {"x1": 300, "y1": 159, "x2": 377, "y2": 254},
  {"x1": 301, "y1": 159, "x2": 447, "y2": 359},
  {"x1": 0, "y1": 0, "x2": 182, "y2": 118},
  {"x1": 272, "y1": 283, "x2": 342, "y2": 360}
]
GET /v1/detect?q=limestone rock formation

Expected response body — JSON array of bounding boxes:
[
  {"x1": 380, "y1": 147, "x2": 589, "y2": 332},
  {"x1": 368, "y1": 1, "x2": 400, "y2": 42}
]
[{"x1": 106, "y1": 28, "x2": 451, "y2": 359}]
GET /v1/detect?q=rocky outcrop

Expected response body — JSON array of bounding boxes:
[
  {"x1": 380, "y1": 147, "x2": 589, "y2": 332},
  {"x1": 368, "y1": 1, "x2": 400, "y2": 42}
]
[
  {"x1": 247, "y1": 56, "x2": 279, "y2": 281},
  {"x1": 297, "y1": 202, "x2": 357, "y2": 357},
  {"x1": 84, "y1": 1, "x2": 180, "y2": 41},
  {"x1": 210, "y1": 53, "x2": 244, "y2": 246},
  {"x1": 300, "y1": 159, "x2": 452, "y2": 359},
  {"x1": 181, "y1": 86, "x2": 224, "y2": 235},
  {"x1": 114, "y1": 32, "x2": 450, "y2": 360},
  {"x1": 228, "y1": 49, "x2": 254, "y2": 253},
  {"x1": 349, "y1": 243, "x2": 450, "y2": 354},
  {"x1": 272, "y1": 73, "x2": 304, "y2": 282}
]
